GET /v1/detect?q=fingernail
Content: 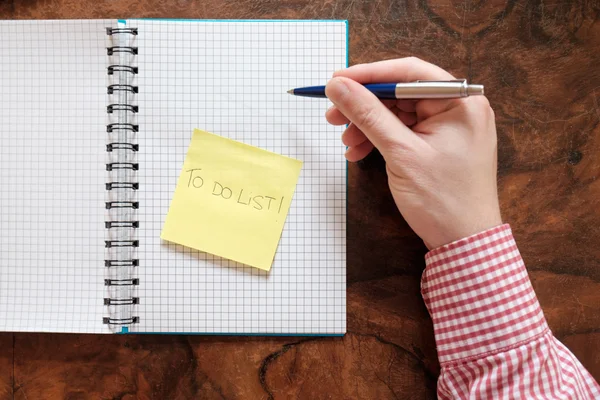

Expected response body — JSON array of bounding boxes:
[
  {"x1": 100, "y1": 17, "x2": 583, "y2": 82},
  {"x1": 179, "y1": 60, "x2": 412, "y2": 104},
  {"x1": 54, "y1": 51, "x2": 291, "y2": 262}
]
[{"x1": 325, "y1": 77, "x2": 350, "y2": 103}]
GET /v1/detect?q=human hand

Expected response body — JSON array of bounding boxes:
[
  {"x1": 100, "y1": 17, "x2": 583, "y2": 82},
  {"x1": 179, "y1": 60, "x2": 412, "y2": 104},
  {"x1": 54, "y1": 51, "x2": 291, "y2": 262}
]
[{"x1": 325, "y1": 57, "x2": 502, "y2": 249}]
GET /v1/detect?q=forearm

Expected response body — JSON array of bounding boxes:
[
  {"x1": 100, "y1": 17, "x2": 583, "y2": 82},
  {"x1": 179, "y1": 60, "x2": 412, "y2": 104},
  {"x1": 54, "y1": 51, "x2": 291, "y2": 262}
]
[{"x1": 422, "y1": 225, "x2": 600, "y2": 399}]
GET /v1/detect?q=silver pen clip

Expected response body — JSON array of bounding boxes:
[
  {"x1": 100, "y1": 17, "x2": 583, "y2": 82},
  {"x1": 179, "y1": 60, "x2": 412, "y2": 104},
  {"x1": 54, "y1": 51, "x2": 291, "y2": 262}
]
[
  {"x1": 414, "y1": 79, "x2": 483, "y2": 96},
  {"x1": 416, "y1": 79, "x2": 467, "y2": 84}
]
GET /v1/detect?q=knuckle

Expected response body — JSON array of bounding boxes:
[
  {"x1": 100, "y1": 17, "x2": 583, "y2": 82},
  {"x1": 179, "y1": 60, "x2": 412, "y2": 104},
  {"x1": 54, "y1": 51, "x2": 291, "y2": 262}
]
[
  {"x1": 478, "y1": 97, "x2": 495, "y2": 119},
  {"x1": 474, "y1": 95, "x2": 491, "y2": 110},
  {"x1": 355, "y1": 105, "x2": 381, "y2": 131},
  {"x1": 476, "y1": 95, "x2": 492, "y2": 110},
  {"x1": 461, "y1": 96, "x2": 493, "y2": 117}
]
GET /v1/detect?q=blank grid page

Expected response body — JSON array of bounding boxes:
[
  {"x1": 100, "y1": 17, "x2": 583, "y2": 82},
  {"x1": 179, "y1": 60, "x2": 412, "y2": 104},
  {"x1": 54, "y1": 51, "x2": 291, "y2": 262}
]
[
  {"x1": 0, "y1": 20, "x2": 110, "y2": 333},
  {"x1": 133, "y1": 20, "x2": 347, "y2": 334}
]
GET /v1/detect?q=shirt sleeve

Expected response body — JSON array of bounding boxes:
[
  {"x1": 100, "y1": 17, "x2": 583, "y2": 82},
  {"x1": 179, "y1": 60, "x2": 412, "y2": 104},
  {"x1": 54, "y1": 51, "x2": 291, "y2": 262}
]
[{"x1": 421, "y1": 224, "x2": 600, "y2": 399}]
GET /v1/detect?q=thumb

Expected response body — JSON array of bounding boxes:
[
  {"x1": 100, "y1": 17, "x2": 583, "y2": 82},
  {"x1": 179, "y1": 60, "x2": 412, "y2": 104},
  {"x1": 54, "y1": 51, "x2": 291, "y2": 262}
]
[{"x1": 325, "y1": 77, "x2": 418, "y2": 153}]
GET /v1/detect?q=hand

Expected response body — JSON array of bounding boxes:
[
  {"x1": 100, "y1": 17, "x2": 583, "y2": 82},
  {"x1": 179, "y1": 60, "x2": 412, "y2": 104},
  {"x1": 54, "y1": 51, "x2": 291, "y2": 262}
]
[{"x1": 325, "y1": 57, "x2": 502, "y2": 249}]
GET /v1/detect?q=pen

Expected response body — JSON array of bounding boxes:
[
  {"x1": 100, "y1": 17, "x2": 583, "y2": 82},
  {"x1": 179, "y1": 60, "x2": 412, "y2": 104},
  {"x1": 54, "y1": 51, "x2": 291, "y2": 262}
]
[{"x1": 287, "y1": 79, "x2": 484, "y2": 99}]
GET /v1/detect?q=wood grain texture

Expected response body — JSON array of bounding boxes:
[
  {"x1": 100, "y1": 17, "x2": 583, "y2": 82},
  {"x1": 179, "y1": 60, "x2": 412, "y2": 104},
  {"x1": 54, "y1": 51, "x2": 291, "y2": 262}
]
[
  {"x1": 2, "y1": 0, "x2": 599, "y2": 398},
  {"x1": 0, "y1": 334, "x2": 12, "y2": 400}
]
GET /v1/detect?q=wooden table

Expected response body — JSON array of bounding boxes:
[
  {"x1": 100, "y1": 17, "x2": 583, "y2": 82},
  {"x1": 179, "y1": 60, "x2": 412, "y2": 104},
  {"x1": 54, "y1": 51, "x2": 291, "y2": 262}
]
[{"x1": 1, "y1": 1, "x2": 599, "y2": 398}]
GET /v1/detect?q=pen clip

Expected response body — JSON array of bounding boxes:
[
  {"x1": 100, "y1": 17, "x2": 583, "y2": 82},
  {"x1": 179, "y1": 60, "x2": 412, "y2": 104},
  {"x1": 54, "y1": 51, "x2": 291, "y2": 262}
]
[{"x1": 416, "y1": 79, "x2": 467, "y2": 84}]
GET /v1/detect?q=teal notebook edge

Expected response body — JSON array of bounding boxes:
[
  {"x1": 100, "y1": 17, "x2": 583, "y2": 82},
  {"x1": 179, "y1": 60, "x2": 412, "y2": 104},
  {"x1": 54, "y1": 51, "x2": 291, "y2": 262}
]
[
  {"x1": 120, "y1": 328, "x2": 343, "y2": 337},
  {"x1": 121, "y1": 18, "x2": 347, "y2": 23},
  {"x1": 119, "y1": 18, "x2": 349, "y2": 337}
]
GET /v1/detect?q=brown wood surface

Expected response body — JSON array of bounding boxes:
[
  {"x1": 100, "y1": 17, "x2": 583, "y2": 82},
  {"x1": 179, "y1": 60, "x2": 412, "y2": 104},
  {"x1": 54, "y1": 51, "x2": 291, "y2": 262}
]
[{"x1": 1, "y1": 0, "x2": 599, "y2": 399}]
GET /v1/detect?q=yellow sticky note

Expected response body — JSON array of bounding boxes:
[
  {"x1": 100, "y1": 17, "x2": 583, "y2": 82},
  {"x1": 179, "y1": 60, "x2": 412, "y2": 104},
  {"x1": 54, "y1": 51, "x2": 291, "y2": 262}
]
[{"x1": 161, "y1": 129, "x2": 303, "y2": 271}]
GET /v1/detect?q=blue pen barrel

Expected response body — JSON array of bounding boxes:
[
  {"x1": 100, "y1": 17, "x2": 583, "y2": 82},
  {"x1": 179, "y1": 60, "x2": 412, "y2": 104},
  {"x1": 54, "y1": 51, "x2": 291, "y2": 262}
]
[
  {"x1": 291, "y1": 85, "x2": 327, "y2": 98},
  {"x1": 291, "y1": 83, "x2": 398, "y2": 99},
  {"x1": 363, "y1": 83, "x2": 397, "y2": 99}
]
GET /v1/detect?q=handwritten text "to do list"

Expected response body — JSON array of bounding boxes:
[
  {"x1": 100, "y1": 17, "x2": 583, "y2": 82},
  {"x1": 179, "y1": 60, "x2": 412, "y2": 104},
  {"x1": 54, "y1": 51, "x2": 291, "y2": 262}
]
[
  {"x1": 185, "y1": 168, "x2": 286, "y2": 215},
  {"x1": 161, "y1": 129, "x2": 303, "y2": 271}
]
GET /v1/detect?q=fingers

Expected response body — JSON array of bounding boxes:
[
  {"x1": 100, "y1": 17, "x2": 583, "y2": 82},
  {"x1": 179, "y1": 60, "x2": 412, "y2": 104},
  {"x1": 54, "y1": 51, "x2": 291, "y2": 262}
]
[
  {"x1": 345, "y1": 140, "x2": 374, "y2": 162},
  {"x1": 325, "y1": 106, "x2": 350, "y2": 125},
  {"x1": 396, "y1": 100, "x2": 416, "y2": 113},
  {"x1": 333, "y1": 57, "x2": 455, "y2": 83},
  {"x1": 327, "y1": 99, "x2": 402, "y2": 126},
  {"x1": 341, "y1": 124, "x2": 373, "y2": 162},
  {"x1": 413, "y1": 96, "x2": 494, "y2": 137},
  {"x1": 415, "y1": 98, "x2": 462, "y2": 121},
  {"x1": 341, "y1": 123, "x2": 367, "y2": 147},
  {"x1": 395, "y1": 109, "x2": 418, "y2": 127},
  {"x1": 325, "y1": 76, "x2": 418, "y2": 153}
]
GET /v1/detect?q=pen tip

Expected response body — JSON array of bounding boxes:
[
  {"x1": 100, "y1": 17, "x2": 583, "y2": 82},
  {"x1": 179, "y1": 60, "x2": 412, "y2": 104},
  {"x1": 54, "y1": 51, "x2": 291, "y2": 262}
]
[{"x1": 287, "y1": 89, "x2": 294, "y2": 94}]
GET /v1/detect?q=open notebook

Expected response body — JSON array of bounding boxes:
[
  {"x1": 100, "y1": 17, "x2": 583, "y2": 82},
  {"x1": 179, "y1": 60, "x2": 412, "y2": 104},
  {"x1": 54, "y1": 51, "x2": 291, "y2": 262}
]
[{"x1": 0, "y1": 19, "x2": 347, "y2": 334}]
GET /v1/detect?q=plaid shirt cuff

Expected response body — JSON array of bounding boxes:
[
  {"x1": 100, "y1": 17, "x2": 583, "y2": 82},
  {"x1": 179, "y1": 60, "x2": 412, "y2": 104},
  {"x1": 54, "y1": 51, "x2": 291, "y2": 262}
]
[{"x1": 421, "y1": 224, "x2": 549, "y2": 364}]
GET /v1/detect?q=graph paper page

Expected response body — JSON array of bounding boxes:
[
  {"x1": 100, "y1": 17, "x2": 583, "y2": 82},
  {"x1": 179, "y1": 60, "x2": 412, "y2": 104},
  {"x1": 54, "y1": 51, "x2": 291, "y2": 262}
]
[
  {"x1": 0, "y1": 20, "x2": 111, "y2": 333},
  {"x1": 133, "y1": 20, "x2": 347, "y2": 334}
]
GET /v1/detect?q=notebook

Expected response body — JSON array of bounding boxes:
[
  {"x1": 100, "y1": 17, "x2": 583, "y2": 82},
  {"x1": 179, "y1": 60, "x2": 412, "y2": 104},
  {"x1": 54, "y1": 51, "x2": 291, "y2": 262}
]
[{"x1": 0, "y1": 19, "x2": 347, "y2": 335}]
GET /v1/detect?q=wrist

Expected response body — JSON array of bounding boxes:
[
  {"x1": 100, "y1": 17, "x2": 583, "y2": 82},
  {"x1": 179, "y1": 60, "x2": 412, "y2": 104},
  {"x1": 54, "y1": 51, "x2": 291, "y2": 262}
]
[{"x1": 426, "y1": 207, "x2": 502, "y2": 250}]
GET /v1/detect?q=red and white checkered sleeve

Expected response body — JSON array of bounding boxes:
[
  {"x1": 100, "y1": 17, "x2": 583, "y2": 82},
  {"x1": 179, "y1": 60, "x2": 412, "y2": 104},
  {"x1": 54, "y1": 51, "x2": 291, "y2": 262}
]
[{"x1": 422, "y1": 224, "x2": 600, "y2": 399}]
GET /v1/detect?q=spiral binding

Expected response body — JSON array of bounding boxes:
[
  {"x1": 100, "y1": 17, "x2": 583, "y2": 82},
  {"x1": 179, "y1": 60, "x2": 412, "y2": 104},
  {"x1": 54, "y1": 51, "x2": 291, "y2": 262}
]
[
  {"x1": 105, "y1": 201, "x2": 139, "y2": 209},
  {"x1": 106, "y1": 182, "x2": 139, "y2": 190},
  {"x1": 105, "y1": 221, "x2": 139, "y2": 229},
  {"x1": 104, "y1": 25, "x2": 140, "y2": 327},
  {"x1": 103, "y1": 317, "x2": 140, "y2": 325},
  {"x1": 106, "y1": 162, "x2": 139, "y2": 171},
  {"x1": 107, "y1": 46, "x2": 138, "y2": 56},
  {"x1": 108, "y1": 65, "x2": 138, "y2": 75},
  {"x1": 107, "y1": 143, "x2": 138, "y2": 152},
  {"x1": 105, "y1": 240, "x2": 139, "y2": 248},
  {"x1": 107, "y1": 123, "x2": 139, "y2": 133},
  {"x1": 105, "y1": 278, "x2": 139, "y2": 286},
  {"x1": 107, "y1": 104, "x2": 138, "y2": 113},
  {"x1": 107, "y1": 84, "x2": 139, "y2": 95},
  {"x1": 105, "y1": 259, "x2": 139, "y2": 267},
  {"x1": 106, "y1": 27, "x2": 138, "y2": 36},
  {"x1": 104, "y1": 297, "x2": 139, "y2": 305}
]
